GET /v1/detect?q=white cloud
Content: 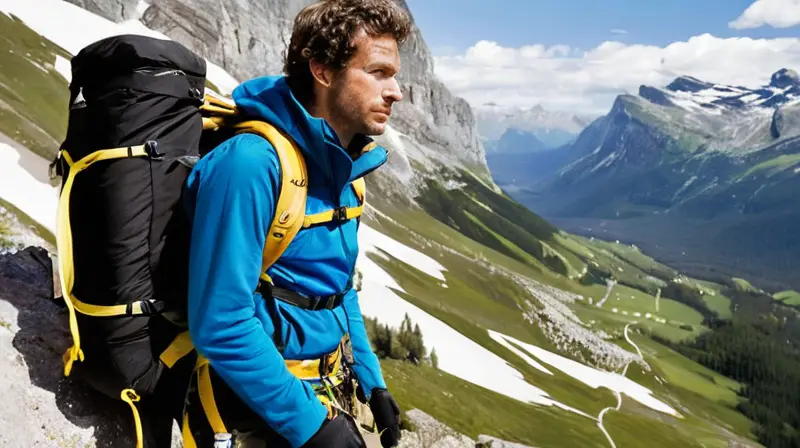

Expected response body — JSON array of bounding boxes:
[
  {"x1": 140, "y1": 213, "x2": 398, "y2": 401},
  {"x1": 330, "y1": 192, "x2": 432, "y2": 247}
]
[
  {"x1": 433, "y1": 34, "x2": 800, "y2": 115},
  {"x1": 729, "y1": 0, "x2": 800, "y2": 29},
  {"x1": 610, "y1": 29, "x2": 629, "y2": 35}
]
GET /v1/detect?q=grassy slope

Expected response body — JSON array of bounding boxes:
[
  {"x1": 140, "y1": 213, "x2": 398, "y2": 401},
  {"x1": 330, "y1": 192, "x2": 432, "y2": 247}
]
[
  {"x1": 626, "y1": 334, "x2": 757, "y2": 443},
  {"x1": 365, "y1": 199, "x2": 759, "y2": 446},
  {"x1": 774, "y1": 290, "x2": 800, "y2": 307},
  {"x1": 382, "y1": 359, "x2": 607, "y2": 447},
  {"x1": 740, "y1": 153, "x2": 800, "y2": 178},
  {"x1": 0, "y1": 13, "x2": 70, "y2": 160}
]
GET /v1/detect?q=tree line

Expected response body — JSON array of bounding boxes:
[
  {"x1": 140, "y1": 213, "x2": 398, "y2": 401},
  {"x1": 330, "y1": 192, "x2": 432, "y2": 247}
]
[
  {"x1": 364, "y1": 313, "x2": 439, "y2": 369},
  {"x1": 655, "y1": 288, "x2": 800, "y2": 448}
]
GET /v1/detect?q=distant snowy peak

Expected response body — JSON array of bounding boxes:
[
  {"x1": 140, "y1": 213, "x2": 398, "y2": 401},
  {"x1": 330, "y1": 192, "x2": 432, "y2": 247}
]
[
  {"x1": 771, "y1": 68, "x2": 800, "y2": 89},
  {"x1": 475, "y1": 103, "x2": 592, "y2": 147},
  {"x1": 640, "y1": 68, "x2": 800, "y2": 114}
]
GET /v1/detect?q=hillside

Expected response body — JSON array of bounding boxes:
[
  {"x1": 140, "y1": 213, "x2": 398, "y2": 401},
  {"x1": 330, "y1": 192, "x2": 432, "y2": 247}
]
[
  {"x1": 503, "y1": 69, "x2": 800, "y2": 292},
  {"x1": 0, "y1": 1, "x2": 790, "y2": 447}
]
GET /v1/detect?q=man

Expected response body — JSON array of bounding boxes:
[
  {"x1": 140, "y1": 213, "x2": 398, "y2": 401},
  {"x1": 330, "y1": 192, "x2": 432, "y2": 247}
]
[{"x1": 181, "y1": 0, "x2": 411, "y2": 447}]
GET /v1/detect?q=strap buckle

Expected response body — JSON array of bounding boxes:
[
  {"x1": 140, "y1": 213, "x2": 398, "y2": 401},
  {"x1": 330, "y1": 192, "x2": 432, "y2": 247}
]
[
  {"x1": 313, "y1": 293, "x2": 342, "y2": 310},
  {"x1": 125, "y1": 299, "x2": 166, "y2": 316},
  {"x1": 144, "y1": 141, "x2": 164, "y2": 160},
  {"x1": 332, "y1": 206, "x2": 348, "y2": 222},
  {"x1": 322, "y1": 295, "x2": 338, "y2": 310}
]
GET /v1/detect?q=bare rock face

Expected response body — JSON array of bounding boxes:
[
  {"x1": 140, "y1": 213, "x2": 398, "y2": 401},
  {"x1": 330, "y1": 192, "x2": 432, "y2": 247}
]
[
  {"x1": 0, "y1": 246, "x2": 138, "y2": 447},
  {"x1": 65, "y1": 0, "x2": 141, "y2": 21},
  {"x1": 140, "y1": 0, "x2": 308, "y2": 82}
]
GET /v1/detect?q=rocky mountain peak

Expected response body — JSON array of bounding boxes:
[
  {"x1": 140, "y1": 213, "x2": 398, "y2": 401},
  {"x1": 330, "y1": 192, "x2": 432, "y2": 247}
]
[
  {"x1": 665, "y1": 75, "x2": 713, "y2": 93},
  {"x1": 636, "y1": 68, "x2": 800, "y2": 116},
  {"x1": 770, "y1": 68, "x2": 800, "y2": 89}
]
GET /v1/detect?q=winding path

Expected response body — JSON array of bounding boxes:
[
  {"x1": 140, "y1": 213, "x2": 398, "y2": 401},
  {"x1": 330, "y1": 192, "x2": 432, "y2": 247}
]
[
  {"x1": 596, "y1": 279, "x2": 617, "y2": 307},
  {"x1": 596, "y1": 322, "x2": 647, "y2": 448}
]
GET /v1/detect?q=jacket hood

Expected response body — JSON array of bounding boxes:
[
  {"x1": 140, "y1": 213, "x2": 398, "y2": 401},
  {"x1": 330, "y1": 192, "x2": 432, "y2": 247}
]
[{"x1": 231, "y1": 75, "x2": 388, "y2": 192}]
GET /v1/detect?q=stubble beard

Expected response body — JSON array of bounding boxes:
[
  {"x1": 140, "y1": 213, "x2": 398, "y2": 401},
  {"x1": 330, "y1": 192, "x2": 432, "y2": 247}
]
[{"x1": 329, "y1": 88, "x2": 385, "y2": 139}]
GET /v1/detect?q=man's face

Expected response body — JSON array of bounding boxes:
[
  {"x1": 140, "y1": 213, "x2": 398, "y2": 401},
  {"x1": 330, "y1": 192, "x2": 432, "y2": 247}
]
[{"x1": 326, "y1": 30, "x2": 403, "y2": 138}]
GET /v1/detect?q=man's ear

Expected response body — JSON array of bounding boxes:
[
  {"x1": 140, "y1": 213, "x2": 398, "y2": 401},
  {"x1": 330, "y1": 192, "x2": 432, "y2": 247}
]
[{"x1": 309, "y1": 59, "x2": 334, "y2": 88}]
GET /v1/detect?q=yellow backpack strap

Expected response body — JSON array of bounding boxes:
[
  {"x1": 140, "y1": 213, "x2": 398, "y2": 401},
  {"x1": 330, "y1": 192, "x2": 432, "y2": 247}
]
[
  {"x1": 228, "y1": 120, "x2": 308, "y2": 283},
  {"x1": 302, "y1": 178, "x2": 367, "y2": 228},
  {"x1": 200, "y1": 93, "x2": 238, "y2": 130},
  {"x1": 352, "y1": 177, "x2": 365, "y2": 204}
]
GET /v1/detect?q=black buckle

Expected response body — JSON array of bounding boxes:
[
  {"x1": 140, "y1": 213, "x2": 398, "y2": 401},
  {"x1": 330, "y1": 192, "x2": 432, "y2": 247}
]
[
  {"x1": 126, "y1": 300, "x2": 165, "y2": 316},
  {"x1": 323, "y1": 295, "x2": 337, "y2": 310},
  {"x1": 314, "y1": 294, "x2": 342, "y2": 310},
  {"x1": 332, "y1": 206, "x2": 348, "y2": 222},
  {"x1": 144, "y1": 140, "x2": 165, "y2": 160}
]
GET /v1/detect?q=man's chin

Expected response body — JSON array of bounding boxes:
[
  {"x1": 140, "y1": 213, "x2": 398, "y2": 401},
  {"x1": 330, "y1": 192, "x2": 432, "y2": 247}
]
[{"x1": 364, "y1": 122, "x2": 388, "y2": 136}]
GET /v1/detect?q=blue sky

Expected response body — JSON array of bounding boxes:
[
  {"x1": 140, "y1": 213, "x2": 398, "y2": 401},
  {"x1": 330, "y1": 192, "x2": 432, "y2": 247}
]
[
  {"x1": 406, "y1": 0, "x2": 800, "y2": 57},
  {"x1": 412, "y1": 0, "x2": 800, "y2": 114}
]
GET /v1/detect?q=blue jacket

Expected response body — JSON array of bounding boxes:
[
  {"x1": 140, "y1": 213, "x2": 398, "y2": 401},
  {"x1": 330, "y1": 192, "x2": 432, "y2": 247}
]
[{"x1": 183, "y1": 75, "x2": 389, "y2": 447}]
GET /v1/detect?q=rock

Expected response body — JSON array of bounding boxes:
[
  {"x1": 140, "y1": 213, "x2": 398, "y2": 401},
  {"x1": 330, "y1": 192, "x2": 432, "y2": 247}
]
[
  {"x1": 140, "y1": 0, "x2": 308, "y2": 85},
  {"x1": 65, "y1": 0, "x2": 142, "y2": 22},
  {"x1": 477, "y1": 434, "x2": 536, "y2": 447},
  {"x1": 771, "y1": 107, "x2": 784, "y2": 138},
  {"x1": 769, "y1": 68, "x2": 799, "y2": 89},
  {"x1": 638, "y1": 85, "x2": 674, "y2": 107},
  {"x1": 665, "y1": 75, "x2": 713, "y2": 93},
  {"x1": 0, "y1": 246, "x2": 173, "y2": 447},
  {"x1": 399, "y1": 409, "x2": 475, "y2": 448}
]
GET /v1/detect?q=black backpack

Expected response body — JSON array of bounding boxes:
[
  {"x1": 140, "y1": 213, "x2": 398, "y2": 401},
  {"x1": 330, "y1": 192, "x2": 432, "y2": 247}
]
[{"x1": 52, "y1": 34, "x2": 205, "y2": 411}]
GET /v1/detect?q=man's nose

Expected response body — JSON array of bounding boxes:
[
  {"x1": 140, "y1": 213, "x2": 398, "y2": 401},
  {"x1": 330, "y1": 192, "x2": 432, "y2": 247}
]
[{"x1": 384, "y1": 78, "x2": 403, "y2": 103}]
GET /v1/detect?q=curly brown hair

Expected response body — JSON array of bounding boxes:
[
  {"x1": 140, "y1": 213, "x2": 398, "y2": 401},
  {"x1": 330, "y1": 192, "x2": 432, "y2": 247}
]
[{"x1": 284, "y1": 0, "x2": 412, "y2": 106}]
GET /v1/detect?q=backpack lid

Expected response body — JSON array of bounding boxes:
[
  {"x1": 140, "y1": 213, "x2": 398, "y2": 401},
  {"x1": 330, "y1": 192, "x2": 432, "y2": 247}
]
[{"x1": 70, "y1": 34, "x2": 207, "y2": 89}]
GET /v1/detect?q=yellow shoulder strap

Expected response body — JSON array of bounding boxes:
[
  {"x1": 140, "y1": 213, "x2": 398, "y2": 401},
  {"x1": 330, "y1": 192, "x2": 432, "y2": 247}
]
[
  {"x1": 199, "y1": 94, "x2": 369, "y2": 282},
  {"x1": 232, "y1": 120, "x2": 308, "y2": 282},
  {"x1": 201, "y1": 94, "x2": 309, "y2": 282},
  {"x1": 352, "y1": 177, "x2": 365, "y2": 204}
]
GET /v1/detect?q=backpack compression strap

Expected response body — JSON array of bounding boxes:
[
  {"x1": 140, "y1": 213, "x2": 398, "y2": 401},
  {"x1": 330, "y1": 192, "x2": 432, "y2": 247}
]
[{"x1": 56, "y1": 143, "x2": 168, "y2": 377}]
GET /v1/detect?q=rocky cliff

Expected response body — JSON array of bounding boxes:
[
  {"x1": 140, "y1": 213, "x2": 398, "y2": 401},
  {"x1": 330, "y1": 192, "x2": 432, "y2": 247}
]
[{"x1": 64, "y1": 0, "x2": 491, "y2": 201}]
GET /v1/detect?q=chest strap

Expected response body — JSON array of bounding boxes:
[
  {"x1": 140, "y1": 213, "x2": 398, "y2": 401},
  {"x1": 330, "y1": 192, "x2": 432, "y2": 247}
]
[{"x1": 257, "y1": 281, "x2": 345, "y2": 311}]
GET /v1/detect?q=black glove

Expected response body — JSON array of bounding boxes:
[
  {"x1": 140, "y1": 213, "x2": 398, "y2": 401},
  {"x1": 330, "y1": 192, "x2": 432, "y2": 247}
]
[
  {"x1": 369, "y1": 389, "x2": 401, "y2": 448},
  {"x1": 302, "y1": 413, "x2": 366, "y2": 448}
]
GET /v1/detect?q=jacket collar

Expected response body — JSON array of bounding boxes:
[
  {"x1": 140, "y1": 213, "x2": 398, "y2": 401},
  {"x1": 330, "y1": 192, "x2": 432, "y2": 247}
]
[{"x1": 232, "y1": 76, "x2": 388, "y2": 194}]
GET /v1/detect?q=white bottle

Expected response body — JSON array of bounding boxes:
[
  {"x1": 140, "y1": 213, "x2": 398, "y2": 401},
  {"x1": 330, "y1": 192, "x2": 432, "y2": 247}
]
[{"x1": 213, "y1": 433, "x2": 233, "y2": 448}]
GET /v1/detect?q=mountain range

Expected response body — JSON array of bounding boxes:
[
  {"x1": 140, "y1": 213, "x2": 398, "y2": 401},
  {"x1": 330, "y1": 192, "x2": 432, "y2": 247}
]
[
  {"x1": 475, "y1": 102, "x2": 594, "y2": 150},
  {"x1": 1, "y1": 1, "x2": 797, "y2": 447},
  {"x1": 500, "y1": 68, "x2": 800, "y2": 291}
]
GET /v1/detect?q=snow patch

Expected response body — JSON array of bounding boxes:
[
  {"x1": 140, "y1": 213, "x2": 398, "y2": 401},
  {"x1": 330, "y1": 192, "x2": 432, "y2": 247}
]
[
  {"x1": 135, "y1": 0, "x2": 150, "y2": 19},
  {"x1": 591, "y1": 150, "x2": 620, "y2": 172},
  {"x1": 489, "y1": 331, "x2": 680, "y2": 417},
  {"x1": 54, "y1": 55, "x2": 71, "y2": 83},
  {"x1": 0, "y1": 139, "x2": 58, "y2": 236},
  {"x1": 673, "y1": 175, "x2": 698, "y2": 200},
  {"x1": 359, "y1": 225, "x2": 445, "y2": 282},
  {"x1": 0, "y1": 0, "x2": 240, "y2": 94},
  {"x1": 489, "y1": 332, "x2": 552, "y2": 375},
  {"x1": 738, "y1": 93, "x2": 761, "y2": 103},
  {"x1": 356, "y1": 226, "x2": 586, "y2": 413}
]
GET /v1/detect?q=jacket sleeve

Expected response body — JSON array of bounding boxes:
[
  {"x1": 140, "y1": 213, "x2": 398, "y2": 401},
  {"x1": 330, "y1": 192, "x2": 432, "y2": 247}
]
[
  {"x1": 342, "y1": 286, "x2": 387, "y2": 399},
  {"x1": 186, "y1": 134, "x2": 328, "y2": 447}
]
